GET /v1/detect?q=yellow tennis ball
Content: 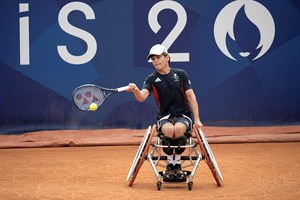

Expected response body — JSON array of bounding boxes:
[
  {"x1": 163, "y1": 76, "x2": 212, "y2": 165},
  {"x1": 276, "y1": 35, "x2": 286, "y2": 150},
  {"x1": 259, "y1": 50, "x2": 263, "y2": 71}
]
[{"x1": 89, "y1": 103, "x2": 98, "y2": 111}]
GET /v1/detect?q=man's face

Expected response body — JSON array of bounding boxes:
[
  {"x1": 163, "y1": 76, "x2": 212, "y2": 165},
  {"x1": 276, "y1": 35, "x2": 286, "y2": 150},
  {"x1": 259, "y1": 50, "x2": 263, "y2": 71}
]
[{"x1": 150, "y1": 54, "x2": 169, "y2": 71}]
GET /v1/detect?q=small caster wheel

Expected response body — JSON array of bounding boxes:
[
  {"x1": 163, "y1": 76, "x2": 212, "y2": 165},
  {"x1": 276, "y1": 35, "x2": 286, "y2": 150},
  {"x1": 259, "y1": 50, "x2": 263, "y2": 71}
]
[
  {"x1": 157, "y1": 181, "x2": 162, "y2": 191},
  {"x1": 188, "y1": 181, "x2": 193, "y2": 190}
]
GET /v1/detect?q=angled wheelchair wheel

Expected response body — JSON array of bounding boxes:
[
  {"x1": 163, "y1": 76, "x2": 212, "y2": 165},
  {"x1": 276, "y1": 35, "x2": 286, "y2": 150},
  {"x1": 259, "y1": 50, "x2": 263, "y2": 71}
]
[
  {"x1": 194, "y1": 127, "x2": 223, "y2": 186},
  {"x1": 126, "y1": 125, "x2": 156, "y2": 186}
]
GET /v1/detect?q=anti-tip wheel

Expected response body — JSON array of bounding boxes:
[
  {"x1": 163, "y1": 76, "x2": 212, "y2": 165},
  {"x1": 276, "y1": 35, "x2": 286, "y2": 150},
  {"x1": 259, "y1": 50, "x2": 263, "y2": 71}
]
[
  {"x1": 157, "y1": 181, "x2": 162, "y2": 191},
  {"x1": 188, "y1": 181, "x2": 193, "y2": 190}
]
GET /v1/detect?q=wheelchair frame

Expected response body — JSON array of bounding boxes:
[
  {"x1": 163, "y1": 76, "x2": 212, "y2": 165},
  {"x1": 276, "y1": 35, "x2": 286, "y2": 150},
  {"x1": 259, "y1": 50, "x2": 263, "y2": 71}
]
[{"x1": 126, "y1": 125, "x2": 223, "y2": 190}]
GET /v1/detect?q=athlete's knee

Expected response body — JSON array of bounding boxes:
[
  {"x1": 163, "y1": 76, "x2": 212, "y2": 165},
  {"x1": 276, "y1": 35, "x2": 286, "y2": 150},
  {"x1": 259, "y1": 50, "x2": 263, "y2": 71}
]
[
  {"x1": 161, "y1": 124, "x2": 174, "y2": 138},
  {"x1": 174, "y1": 123, "x2": 187, "y2": 138}
]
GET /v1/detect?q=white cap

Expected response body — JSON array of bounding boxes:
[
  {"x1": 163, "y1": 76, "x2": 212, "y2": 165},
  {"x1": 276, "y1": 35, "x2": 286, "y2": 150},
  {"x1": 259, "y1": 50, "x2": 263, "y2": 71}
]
[{"x1": 147, "y1": 44, "x2": 168, "y2": 59}]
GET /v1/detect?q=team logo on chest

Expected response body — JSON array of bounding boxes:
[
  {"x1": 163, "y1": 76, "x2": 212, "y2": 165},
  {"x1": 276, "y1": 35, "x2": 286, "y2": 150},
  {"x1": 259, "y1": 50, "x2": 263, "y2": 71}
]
[{"x1": 173, "y1": 73, "x2": 180, "y2": 82}]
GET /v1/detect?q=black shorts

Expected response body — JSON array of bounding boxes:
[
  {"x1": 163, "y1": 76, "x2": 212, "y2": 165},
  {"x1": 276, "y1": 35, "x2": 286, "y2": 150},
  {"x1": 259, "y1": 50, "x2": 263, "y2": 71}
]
[{"x1": 158, "y1": 115, "x2": 192, "y2": 131}]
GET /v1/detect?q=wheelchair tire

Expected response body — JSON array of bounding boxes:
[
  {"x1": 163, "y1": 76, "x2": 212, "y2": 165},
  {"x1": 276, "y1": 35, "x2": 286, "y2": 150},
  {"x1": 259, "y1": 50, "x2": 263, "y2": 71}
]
[
  {"x1": 126, "y1": 125, "x2": 156, "y2": 186},
  {"x1": 194, "y1": 127, "x2": 223, "y2": 186}
]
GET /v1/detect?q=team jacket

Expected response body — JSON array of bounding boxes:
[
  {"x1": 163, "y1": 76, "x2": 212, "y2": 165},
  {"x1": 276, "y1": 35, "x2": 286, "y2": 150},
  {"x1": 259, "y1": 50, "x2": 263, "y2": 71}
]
[{"x1": 142, "y1": 68, "x2": 192, "y2": 119}]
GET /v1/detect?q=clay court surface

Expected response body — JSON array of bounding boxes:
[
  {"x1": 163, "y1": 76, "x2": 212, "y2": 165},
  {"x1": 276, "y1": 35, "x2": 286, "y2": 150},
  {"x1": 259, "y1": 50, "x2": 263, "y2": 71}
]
[{"x1": 0, "y1": 126, "x2": 300, "y2": 199}]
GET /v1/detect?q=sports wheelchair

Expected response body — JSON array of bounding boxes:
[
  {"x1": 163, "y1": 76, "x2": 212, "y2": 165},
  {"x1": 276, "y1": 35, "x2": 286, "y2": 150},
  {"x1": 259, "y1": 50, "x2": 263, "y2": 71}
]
[{"x1": 126, "y1": 121, "x2": 223, "y2": 190}]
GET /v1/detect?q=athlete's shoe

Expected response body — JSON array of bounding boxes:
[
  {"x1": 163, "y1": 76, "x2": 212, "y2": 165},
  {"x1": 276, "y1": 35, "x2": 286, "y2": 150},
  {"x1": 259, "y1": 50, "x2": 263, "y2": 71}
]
[
  {"x1": 166, "y1": 163, "x2": 175, "y2": 171},
  {"x1": 174, "y1": 163, "x2": 182, "y2": 170}
]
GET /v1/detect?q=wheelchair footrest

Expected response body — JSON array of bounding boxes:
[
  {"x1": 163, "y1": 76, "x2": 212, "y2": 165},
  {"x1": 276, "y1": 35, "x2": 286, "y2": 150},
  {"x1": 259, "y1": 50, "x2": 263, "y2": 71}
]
[{"x1": 160, "y1": 170, "x2": 189, "y2": 183}]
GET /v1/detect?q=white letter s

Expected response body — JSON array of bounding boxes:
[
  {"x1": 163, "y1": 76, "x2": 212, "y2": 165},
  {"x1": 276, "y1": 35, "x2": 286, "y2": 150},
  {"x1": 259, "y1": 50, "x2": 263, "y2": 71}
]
[{"x1": 58, "y1": 2, "x2": 97, "y2": 65}]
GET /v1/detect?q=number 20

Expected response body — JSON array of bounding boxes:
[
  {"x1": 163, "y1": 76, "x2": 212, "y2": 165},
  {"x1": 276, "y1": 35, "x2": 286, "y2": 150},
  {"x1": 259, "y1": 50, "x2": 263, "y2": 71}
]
[{"x1": 148, "y1": 1, "x2": 189, "y2": 62}]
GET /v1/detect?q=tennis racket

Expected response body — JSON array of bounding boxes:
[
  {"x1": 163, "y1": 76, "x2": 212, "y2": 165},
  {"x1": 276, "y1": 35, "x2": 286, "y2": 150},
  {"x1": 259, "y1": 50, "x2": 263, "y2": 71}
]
[{"x1": 72, "y1": 84, "x2": 129, "y2": 111}]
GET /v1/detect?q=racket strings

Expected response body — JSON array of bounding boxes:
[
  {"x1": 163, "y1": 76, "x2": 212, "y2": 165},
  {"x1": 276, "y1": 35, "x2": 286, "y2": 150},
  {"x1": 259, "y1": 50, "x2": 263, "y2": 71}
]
[{"x1": 73, "y1": 87, "x2": 106, "y2": 110}]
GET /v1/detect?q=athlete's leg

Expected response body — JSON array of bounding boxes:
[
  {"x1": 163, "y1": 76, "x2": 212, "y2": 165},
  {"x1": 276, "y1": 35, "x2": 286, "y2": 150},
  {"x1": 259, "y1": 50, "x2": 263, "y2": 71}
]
[
  {"x1": 173, "y1": 117, "x2": 191, "y2": 169},
  {"x1": 160, "y1": 117, "x2": 190, "y2": 171},
  {"x1": 174, "y1": 122, "x2": 187, "y2": 138},
  {"x1": 159, "y1": 121, "x2": 177, "y2": 171},
  {"x1": 162, "y1": 119, "x2": 189, "y2": 182},
  {"x1": 160, "y1": 120, "x2": 175, "y2": 155},
  {"x1": 161, "y1": 122, "x2": 174, "y2": 138}
]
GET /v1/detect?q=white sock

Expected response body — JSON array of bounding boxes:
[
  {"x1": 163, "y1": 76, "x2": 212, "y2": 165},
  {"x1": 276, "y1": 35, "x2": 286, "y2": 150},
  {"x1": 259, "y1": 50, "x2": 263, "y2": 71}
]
[
  {"x1": 174, "y1": 154, "x2": 181, "y2": 165},
  {"x1": 167, "y1": 155, "x2": 174, "y2": 165},
  {"x1": 167, "y1": 154, "x2": 181, "y2": 165}
]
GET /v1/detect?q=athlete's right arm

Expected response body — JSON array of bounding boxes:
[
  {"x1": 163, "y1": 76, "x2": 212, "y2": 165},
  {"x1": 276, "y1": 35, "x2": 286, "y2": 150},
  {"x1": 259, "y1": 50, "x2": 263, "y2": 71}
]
[{"x1": 127, "y1": 83, "x2": 150, "y2": 102}]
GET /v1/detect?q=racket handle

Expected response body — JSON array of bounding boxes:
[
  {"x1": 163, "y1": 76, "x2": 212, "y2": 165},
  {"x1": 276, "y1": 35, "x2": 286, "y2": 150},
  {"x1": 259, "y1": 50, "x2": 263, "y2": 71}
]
[{"x1": 117, "y1": 86, "x2": 129, "y2": 92}]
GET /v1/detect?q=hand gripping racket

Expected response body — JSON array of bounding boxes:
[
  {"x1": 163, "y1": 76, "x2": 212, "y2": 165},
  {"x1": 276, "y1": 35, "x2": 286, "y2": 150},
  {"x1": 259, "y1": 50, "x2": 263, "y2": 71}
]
[{"x1": 72, "y1": 84, "x2": 129, "y2": 111}]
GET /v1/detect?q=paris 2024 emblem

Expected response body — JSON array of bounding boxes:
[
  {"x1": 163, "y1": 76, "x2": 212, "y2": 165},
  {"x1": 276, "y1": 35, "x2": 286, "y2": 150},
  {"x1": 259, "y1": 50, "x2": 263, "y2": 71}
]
[{"x1": 214, "y1": 0, "x2": 275, "y2": 61}]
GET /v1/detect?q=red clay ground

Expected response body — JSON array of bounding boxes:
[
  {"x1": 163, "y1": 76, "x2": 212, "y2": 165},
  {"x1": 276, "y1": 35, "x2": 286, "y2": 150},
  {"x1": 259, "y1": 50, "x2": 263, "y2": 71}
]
[
  {"x1": 0, "y1": 142, "x2": 300, "y2": 199},
  {"x1": 0, "y1": 126, "x2": 300, "y2": 199}
]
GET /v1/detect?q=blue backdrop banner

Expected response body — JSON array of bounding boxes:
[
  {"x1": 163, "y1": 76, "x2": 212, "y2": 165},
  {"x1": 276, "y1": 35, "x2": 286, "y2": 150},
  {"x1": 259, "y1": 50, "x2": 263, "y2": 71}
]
[{"x1": 1, "y1": 0, "x2": 300, "y2": 134}]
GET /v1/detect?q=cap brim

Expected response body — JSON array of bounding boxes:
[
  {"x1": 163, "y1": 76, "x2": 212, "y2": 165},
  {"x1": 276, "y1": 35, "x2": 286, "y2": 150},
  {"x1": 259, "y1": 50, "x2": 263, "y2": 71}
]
[
  {"x1": 147, "y1": 54, "x2": 154, "y2": 59},
  {"x1": 147, "y1": 52, "x2": 164, "y2": 59}
]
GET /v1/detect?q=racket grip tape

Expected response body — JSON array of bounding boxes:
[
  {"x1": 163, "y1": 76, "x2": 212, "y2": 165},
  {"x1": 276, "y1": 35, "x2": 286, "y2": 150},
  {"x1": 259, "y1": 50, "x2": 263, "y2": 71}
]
[{"x1": 117, "y1": 86, "x2": 129, "y2": 92}]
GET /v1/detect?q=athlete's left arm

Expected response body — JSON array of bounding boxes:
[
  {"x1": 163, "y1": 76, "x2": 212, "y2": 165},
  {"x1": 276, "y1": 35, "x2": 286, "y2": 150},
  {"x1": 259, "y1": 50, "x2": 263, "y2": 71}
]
[{"x1": 185, "y1": 89, "x2": 203, "y2": 128}]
